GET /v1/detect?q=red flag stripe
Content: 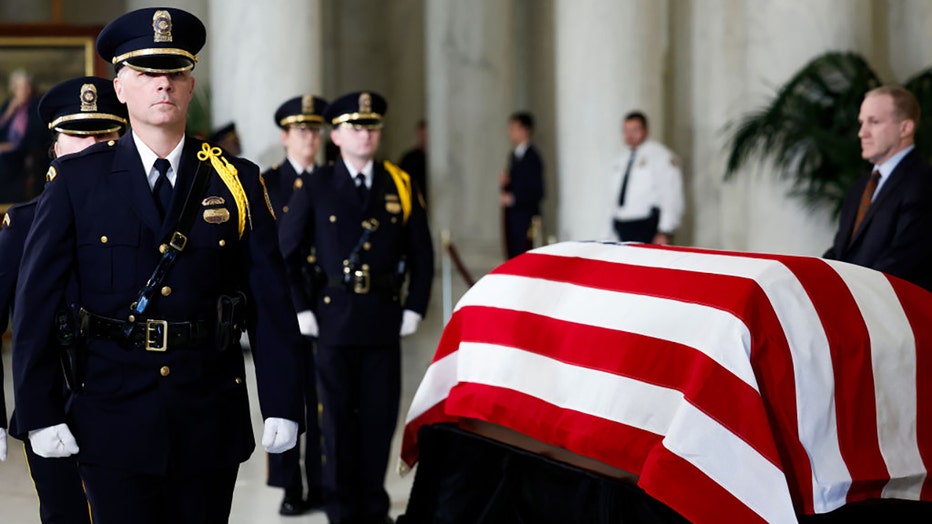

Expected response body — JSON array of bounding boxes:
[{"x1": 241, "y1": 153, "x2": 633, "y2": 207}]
[{"x1": 455, "y1": 305, "x2": 782, "y2": 466}]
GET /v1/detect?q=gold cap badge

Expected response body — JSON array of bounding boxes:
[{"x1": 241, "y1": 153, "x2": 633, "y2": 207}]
[
  {"x1": 80, "y1": 83, "x2": 98, "y2": 112},
  {"x1": 302, "y1": 95, "x2": 314, "y2": 114},
  {"x1": 153, "y1": 10, "x2": 173, "y2": 43},
  {"x1": 359, "y1": 92, "x2": 372, "y2": 113}
]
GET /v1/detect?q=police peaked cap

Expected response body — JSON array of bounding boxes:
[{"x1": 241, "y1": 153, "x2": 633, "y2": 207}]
[
  {"x1": 275, "y1": 95, "x2": 329, "y2": 130},
  {"x1": 97, "y1": 7, "x2": 206, "y2": 73},
  {"x1": 37, "y1": 76, "x2": 128, "y2": 135},
  {"x1": 323, "y1": 91, "x2": 387, "y2": 129}
]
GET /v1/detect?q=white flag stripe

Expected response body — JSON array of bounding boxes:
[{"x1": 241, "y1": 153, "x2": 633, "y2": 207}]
[
  {"x1": 829, "y1": 262, "x2": 925, "y2": 500},
  {"x1": 458, "y1": 342, "x2": 684, "y2": 438},
  {"x1": 531, "y1": 242, "x2": 848, "y2": 511},
  {"x1": 664, "y1": 401, "x2": 799, "y2": 524},
  {"x1": 455, "y1": 274, "x2": 759, "y2": 391},
  {"x1": 404, "y1": 352, "x2": 459, "y2": 425}
]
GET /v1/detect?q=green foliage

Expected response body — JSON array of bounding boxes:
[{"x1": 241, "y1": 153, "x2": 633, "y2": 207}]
[
  {"x1": 724, "y1": 52, "x2": 885, "y2": 216},
  {"x1": 186, "y1": 84, "x2": 211, "y2": 139}
]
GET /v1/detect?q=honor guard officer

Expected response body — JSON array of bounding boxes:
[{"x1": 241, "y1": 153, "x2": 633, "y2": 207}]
[
  {"x1": 11, "y1": 8, "x2": 304, "y2": 523},
  {"x1": 0, "y1": 75, "x2": 127, "y2": 524},
  {"x1": 279, "y1": 91, "x2": 434, "y2": 524},
  {"x1": 264, "y1": 93, "x2": 329, "y2": 516},
  {"x1": 606, "y1": 111, "x2": 684, "y2": 245},
  {"x1": 266, "y1": 94, "x2": 328, "y2": 218}
]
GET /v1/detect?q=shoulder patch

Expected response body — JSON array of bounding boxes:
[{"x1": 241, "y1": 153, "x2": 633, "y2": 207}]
[{"x1": 46, "y1": 166, "x2": 58, "y2": 182}]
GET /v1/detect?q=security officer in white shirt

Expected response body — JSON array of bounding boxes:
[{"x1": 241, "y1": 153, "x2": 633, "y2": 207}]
[{"x1": 607, "y1": 111, "x2": 684, "y2": 244}]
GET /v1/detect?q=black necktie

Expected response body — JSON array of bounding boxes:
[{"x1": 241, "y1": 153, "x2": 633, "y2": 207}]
[
  {"x1": 617, "y1": 149, "x2": 637, "y2": 207},
  {"x1": 355, "y1": 173, "x2": 368, "y2": 204},
  {"x1": 153, "y1": 158, "x2": 173, "y2": 220}
]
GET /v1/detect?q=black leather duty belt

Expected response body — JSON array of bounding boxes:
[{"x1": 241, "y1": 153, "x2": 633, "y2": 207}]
[
  {"x1": 326, "y1": 271, "x2": 397, "y2": 295},
  {"x1": 81, "y1": 310, "x2": 214, "y2": 352}
]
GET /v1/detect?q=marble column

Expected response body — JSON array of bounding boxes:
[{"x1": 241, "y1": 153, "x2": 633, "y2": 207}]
[
  {"x1": 886, "y1": 0, "x2": 932, "y2": 83},
  {"x1": 678, "y1": 0, "x2": 873, "y2": 255},
  {"x1": 553, "y1": 0, "x2": 669, "y2": 242},
  {"x1": 426, "y1": 0, "x2": 518, "y2": 265},
  {"x1": 208, "y1": 0, "x2": 323, "y2": 167}
]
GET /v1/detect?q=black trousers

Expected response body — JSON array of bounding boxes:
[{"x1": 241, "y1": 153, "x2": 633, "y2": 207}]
[
  {"x1": 267, "y1": 336, "x2": 323, "y2": 500},
  {"x1": 316, "y1": 341, "x2": 401, "y2": 523},
  {"x1": 79, "y1": 462, "x2": 238, "y2": 524},
  {"x1": 23, "y1": 439, "x2": 90, "y2": 524},
  {"x1": 613, "y1": 208, "x2": 660, "y2": 243}
]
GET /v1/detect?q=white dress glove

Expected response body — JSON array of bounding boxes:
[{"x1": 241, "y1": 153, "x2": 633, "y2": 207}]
[
  {"x1": 0, "y1": 427, "x2": 7, "y2": 461},
  {"x1": 28, "y1": 423, "x2": 80, "y2": 458},
  {"x1": 399, "y1": 309, "x2": 422, "y2": 337},
  {"x1": 296, "y1": 310, "x2": 319, "y2": 337},
  {"x1": 262, "y1": 417, "x2": 298, "y2": 454}
]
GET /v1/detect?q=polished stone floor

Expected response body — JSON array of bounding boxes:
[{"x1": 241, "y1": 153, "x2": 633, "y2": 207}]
[{"x1": 0, "y1": 265, "x2": 481, "y2": 523}]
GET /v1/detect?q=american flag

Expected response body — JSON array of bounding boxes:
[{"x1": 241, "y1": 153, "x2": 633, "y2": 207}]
[{"x1": 401, "y1": 241, "x2": 932, "y2": 523}]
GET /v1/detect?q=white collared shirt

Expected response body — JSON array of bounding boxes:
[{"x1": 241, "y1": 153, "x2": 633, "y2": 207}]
[
  {"x1": 514, "y1": 142, "x2": 529, "y2": 161},
  {"x1": 344, "y1": 158, "x2": 374, "y2": 189},
  {"x1": 132, "y1": 131, "x2": 185, "y2": 190},
  {"x1": 287, "y1": 156, "x2": 313, "y2": 176},
  {"x1": 873, "y1": 144, "x2": 914, "y2": 201}
]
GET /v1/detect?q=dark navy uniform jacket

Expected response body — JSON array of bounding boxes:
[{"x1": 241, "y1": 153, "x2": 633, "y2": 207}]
[
  {"x1": 0, "y1": 201, "x2": 37, "y2": 430},
  {"x1": 279, "y1": 159, "x2": 433, "y2": 347},
  {"x1": 11, "y1": 134, "x2": 304, "y2": 474},
  {"x1": 262, "y1": 160, "x2": 305, "y2": 220}
]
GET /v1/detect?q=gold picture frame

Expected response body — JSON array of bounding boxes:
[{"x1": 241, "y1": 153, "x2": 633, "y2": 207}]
[{"x1": 0, "y1": 26, "x2": 104, "y2": 212}]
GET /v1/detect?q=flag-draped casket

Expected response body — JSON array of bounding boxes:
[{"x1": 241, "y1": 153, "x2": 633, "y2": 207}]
[{"x1": 401, "y1": 241, "x2": 932, "y2": 523}]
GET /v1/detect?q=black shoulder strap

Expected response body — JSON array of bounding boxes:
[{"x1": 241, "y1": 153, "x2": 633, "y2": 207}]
[{"x1": 128, "y1": 160, "x2": 211, "y2": 316}]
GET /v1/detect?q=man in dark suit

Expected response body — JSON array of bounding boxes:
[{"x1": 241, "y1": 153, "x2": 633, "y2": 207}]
[
  {"x1": 398, "y1": 119, "x2": 427, "y2": 206},
  {"x1": 11, "y1": 8, "x2": 303, "y2": 523},
  {"x1": 1, "y1": 75, "x2": 128, "y2": 524},
  {"x1": 263, "y1": 93, "x2": 329, "y2": 516},
  {"x1": 824, "y1": 85, "x2": 932, "y2": 292},
  {"x1": 499, "y1": 111, "x2": 544, "y2": 259},
  {"x1": 279, "y1": 91, "x2": 434, "y2": 524}
]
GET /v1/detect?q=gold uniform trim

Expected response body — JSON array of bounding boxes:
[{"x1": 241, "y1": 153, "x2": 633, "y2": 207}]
[
  {"x1": 331, "y1": 112, "x2": 383, "y2": 126},
  {"x1": 113, "y1": 48, "x2": 198, "y2": 72},
  {"x1": 383, "y1": 161, "x2": 412, "y2": 224},
  {"x1": 197, "y1": 143, "x2": 251, "y2": 237},
  {"x1": 49, "y1": 112, "x2": 128, "y2": 131},
  {"x1": 279, "y1": 114, "x2": 324, "y2": 128}
]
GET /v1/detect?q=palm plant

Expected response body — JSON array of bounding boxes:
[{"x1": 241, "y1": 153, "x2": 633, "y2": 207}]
[{"x1": 724, "y1": 51, "x2": 932, "y2": 216}]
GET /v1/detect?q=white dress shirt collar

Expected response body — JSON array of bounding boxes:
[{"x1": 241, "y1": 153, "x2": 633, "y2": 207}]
[
  {"x1": 343, "y1": 158, "x2": 374, "y2": 189},
  {"x1": 133, "y1": 131, "x2": 185, "y2": 190}
]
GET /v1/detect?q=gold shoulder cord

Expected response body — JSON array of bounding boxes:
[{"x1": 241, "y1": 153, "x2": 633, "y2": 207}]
[
  {"x1": 383, "y1": 160, "x2": 411, "y2": 224},
  {"x1": 198, "y1": 142, "x2": 251, "y2": 237},
  {"x1": 258, "y1": 174, "x2": 276, "y2": 220}
]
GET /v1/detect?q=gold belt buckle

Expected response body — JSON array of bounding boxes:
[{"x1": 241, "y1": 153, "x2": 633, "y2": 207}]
[
  {"x1": 145, "y1": 319, "x2": 169, "y2": 352},
  {"x1": 353, "y1": 265, "x2": 371, "y2": 294}
]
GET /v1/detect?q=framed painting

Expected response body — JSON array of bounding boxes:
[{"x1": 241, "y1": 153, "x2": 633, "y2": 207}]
[{"x1": 0, "y1": 25, "x2": 105, "y2": 212}]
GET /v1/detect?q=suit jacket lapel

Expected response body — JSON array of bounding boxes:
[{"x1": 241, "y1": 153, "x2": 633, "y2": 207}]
[
  {"x1": 333, "y1": 158, "x2": 363, "y2": 212},
  {"x1": 848, "y1": 150, "x2": 916, "y2": 248},
  {"x1": 160, "y1": 137, "x2": 203, "y2": 238},
  {"x1": 112, "y1": 134, "x2": 162, "y2": 234}
]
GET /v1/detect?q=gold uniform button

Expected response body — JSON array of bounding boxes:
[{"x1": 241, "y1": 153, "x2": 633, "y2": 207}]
[
  {"x1": 218, "y1": 239, "x2": 226, "y2": 247},
  {"x1": 391, "y1": 217, "x2": 398, "y2": 224},
  {"x1": 363, "y1": 242, "x2": 371, "y2": 251},
  {"x1": 127, "y1": 315, "x2": 136, "y2": 323},
  {"x1": 161, "y1": 286, "x2": 172, "y2": 296},
  {"x1": 306, "y1": 255, "x2": 315, "y2": 263},
  {"x1": 159, "y1": 243, "x2": 168, "y2": 254},
  {"x1": 235, "y1": 377, "x2": 243, "y2": 385},
  {"x1": 100, "y1": 235, "x2": 109, "y2": 244},
  {"x1": 283, "y1": 206, "x2": 289, "y2": 213},
  {"x1": 107, "y1": 140, "x2": 115, "y2": 146},
  {"x1": 294, "y1": 178, "x2": 304, "y2": 189},
  {"x1": 329, "y1": 215, "x2": 337, "y2": 223},
  {"x1": 160, "y1": 366, "x2": 170, "y2": 377},
  {"x1": 323, "y1": 296, "x2": 331, "y2": 304}
]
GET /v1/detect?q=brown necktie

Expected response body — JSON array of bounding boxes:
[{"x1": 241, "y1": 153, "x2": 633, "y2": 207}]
[{"x1": 851, "y1": 170, "x2": 881, "y2": 241}]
